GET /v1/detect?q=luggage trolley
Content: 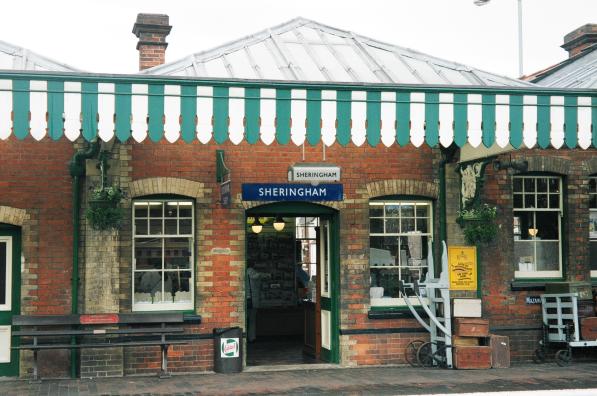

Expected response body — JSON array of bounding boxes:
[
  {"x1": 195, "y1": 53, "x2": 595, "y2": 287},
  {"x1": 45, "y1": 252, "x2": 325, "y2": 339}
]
[
  {"x1": 400, "y1": 241, "x2": 453, "y2": 369},
  {"x1": 533, "y1": 293, "x2": 597, "y2": 366}
]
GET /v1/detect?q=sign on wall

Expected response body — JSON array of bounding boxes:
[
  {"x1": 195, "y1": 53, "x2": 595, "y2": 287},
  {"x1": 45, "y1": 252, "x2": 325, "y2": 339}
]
[
  {"x1": 288, "y1": 164, "x2": 341, "y2": 184},
  {"x1": 448, "y1": 246, "x2": 477, "y2": 291},
  {"x1": 242, "y1": 183, "x2": 343, "y2": 201}
]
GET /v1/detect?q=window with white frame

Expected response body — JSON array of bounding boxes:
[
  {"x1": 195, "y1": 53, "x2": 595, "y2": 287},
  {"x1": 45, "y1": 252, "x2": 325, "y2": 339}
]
[
  {"x1": 133, "y1": 200, "x2": 194, "y2": 311},
  {"x1": 513, "y1": 176, "x2": 562, "y2": 278},
  {"x1": 589, "y1": 177, "x2": 597, "y2": 278},
  {"x1": 369, "y1": 200, "x2": 432, "y2": 306}
]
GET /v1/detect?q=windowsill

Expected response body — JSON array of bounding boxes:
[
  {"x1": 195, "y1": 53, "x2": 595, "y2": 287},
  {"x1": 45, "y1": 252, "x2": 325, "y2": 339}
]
[
  {"x1": 510, "y1": 279, "x2": 564, "y2": 291},
  {"x1": 133, "y1": 302, "x2": 194, "y2": 312},
  {"x1": 368, "y1": 306, "x2": 428, "y2": 320}
]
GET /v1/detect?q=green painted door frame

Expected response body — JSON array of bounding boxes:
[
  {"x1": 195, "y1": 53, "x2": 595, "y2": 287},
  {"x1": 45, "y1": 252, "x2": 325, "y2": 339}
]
[
  {"x1": 246, "y1": 202, "x2": 340, "y2": 363},
  {"x1": 0, "y1": 224, "x2": 21, "y2": 377}
]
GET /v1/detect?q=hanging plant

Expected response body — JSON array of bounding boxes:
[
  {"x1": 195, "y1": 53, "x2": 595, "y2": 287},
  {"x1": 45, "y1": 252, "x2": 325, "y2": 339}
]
[
  {"x1": 85, "y1": 186, "x2": 125, "y2": 231},
  {"x1": 456, "y1": 204, "x2": 498, "y2": 245}
]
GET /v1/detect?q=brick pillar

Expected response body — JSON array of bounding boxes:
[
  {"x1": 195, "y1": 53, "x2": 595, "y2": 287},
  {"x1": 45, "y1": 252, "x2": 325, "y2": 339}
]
[
  {"x1": 80, "y1": 148, "x2": 124, "y2": 378},
  {"x1": 132, "y1": 13, "x2": 172, "y2": 71}
]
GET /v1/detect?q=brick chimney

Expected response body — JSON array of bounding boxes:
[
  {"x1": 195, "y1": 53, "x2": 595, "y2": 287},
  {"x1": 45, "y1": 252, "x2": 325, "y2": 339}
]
[
  {"x1": 132, "y1": 13, "x2": 172, "y2": 71},
  {"x1": 561, "y1": 23, "x2": 597, "y2": 58}
]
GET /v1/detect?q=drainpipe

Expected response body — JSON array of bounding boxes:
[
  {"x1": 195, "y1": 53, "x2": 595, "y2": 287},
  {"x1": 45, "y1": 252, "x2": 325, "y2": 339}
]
[
  {"x1": 439, "y1": 155, "x2": 448, "y2": 275},
  {"x1": 68, "y1": 140, "x2": 100, "y2": 378}
]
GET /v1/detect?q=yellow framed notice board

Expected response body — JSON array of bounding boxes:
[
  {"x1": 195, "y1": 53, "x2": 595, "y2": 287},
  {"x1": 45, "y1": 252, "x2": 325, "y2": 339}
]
[{"x1": 448, "y1": 246, "x2": 477, "y2": 291}]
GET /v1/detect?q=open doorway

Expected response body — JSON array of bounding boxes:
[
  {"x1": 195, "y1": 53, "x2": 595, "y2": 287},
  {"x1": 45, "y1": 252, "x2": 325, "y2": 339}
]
[{"x1": 245, "y1": 203, "x2": 338, "y2": 367}]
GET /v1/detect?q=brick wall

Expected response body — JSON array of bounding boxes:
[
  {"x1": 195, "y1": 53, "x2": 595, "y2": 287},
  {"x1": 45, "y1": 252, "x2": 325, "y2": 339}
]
[
  {"x1": 0, "y1": 136, "x2": 75, "y2": 377},
  {"x1": 468, "y1": 148, "x2": 597, "y2": 361},
  {"x1": 128, "y1": 140, "x2": 439, "y2": 369}
]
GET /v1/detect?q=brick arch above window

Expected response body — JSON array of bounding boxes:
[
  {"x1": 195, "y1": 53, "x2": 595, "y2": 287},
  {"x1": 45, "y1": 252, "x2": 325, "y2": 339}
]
[
  {"x1": 523, "y1": 156, "x2": 571, "y2": 175},
  {"x1": 0, "y1": 206, "x2": 27, "y2": 226},
  {"x1": 583, "y1": 158, "x2": 597, "y2": 176},
  {"x1": 363, "y1": 180, "x2": 439, "y2": 200},
  {"x1": 129, "y1": 177, "x2": 210, "y2": 205}
]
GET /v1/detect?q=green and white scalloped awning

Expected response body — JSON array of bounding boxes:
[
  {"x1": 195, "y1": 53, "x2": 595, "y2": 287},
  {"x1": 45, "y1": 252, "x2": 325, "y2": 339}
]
[{"x1": 1, "y1": 72, "x2": 596, "y2": 149}]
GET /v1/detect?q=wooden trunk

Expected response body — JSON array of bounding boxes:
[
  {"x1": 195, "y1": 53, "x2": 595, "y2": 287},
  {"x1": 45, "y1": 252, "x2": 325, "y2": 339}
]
[
  {"x1": 453, "y1": 346, "x2": 492, "y2": 369},
  {"x1": 454, "y1": 318, "x2": 490, "y2": 337},
  {"x1": 490, "y1": 335, "x2": 510, "y2": 368},
  {"x1": 581, "y1": 317, "x2": 597, "y2": 340}
]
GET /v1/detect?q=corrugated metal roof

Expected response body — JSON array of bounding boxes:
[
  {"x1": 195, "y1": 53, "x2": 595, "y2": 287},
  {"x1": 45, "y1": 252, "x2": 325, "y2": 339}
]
[
  {"x1": 0, "y1": 40, "x2": 80, "y2": 72},
  {"x1": 531, "y1": 45, "x2": 597, "y2": 88},
  {"x1": 142, "y1": 17, "x2": 530, "y2": 87}
]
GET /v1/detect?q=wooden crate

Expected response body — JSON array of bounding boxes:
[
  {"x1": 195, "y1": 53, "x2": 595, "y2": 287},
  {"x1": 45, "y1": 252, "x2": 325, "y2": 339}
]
[
  {"x1": 453, "y1": 346, "x2": 492, "y2": 369},
  {"x1": 490, "y1": 335, "x2": 510, "y2": 368},
  {"x1": 454, "y1": 318, "x2": 490, "y2": 337},
  {"x1": 581, "y1": 317, "x2": 597, "y2": 340}
]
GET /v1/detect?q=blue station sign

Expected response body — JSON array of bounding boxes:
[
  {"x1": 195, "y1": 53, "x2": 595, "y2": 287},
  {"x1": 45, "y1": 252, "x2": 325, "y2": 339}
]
[{"x1": 242, "y1": 183, "x2": 343, "y2": 201}]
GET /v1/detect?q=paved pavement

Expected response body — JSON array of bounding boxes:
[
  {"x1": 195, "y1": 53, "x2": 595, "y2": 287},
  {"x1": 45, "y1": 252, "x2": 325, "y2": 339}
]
[{"x1": 1, "y1": 362, "x2": 597, "y2": 395}]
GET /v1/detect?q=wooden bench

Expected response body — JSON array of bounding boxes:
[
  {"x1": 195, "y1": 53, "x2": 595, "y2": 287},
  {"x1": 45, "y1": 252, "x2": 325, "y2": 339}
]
[{"x1": 12, "y1": 312, "x2": 201, "y2": 381}]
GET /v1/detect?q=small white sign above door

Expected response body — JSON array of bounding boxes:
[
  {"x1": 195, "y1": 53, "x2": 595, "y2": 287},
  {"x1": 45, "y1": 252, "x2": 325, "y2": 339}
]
[{"x1": 288, "y1": 164, "x2": 341, "y2": 184}]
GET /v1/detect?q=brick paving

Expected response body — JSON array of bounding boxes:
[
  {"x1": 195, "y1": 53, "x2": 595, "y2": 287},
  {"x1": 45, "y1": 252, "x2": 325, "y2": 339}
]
[{"x1": 2, "y1": 363, "x2": 597, "y2": 395}]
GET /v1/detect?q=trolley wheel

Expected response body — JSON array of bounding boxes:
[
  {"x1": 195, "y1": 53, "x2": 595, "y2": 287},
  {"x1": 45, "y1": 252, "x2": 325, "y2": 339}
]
[
  {"x1": 405, "y1": 339, "x2": 425, "y2": 367},
  {"x1": 532, "y1": 347, "x2": 546, "y2": 364},
  {"x1": 416, "y1": 341, "x2": 434, "y2": 367},
  {"x1": 555, "y1": 349, "x2": 572, "y2": 367}
]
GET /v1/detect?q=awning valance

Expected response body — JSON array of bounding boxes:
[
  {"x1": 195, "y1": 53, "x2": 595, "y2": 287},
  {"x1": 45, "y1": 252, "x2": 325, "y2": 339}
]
[{"x1": 0, "y1": 71, "x2": 595, "y2": 149}]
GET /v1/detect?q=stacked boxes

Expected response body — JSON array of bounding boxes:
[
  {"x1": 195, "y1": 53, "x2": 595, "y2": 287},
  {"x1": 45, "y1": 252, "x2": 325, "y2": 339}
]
[{"x1": 452, "y1": 299, "x2": 510, "y2": 369}]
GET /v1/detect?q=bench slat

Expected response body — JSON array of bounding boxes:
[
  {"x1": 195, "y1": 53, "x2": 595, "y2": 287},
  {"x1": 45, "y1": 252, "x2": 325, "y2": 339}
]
[
  {"x1": 13, "y1": 327, "x2": 185, "y2": 337},
  {"x1": 12, "y1": 312, "x2": 186, "y2": 326},
  {"x1": 13, "y1": 340, "x2": 189, "y2": 350}
]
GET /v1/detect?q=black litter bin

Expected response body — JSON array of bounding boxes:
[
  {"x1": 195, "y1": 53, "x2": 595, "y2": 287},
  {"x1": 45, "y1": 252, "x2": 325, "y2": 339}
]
[{"x1": 213, "y1": 327, "x2": 243, "y2": 373}]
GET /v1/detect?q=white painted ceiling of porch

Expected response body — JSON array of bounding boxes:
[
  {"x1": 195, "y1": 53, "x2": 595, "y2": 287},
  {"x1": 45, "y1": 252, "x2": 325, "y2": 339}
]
[{"x1": 141, "y1": 17, "x2": 531, "y2": 87}]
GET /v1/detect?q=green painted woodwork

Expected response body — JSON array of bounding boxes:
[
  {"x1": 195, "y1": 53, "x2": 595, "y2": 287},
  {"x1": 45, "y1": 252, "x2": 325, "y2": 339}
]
[
  {"x1": 180, "y1": 85, "x2": 197, "y2": 143},
  {"x1": 366, "y1": 91, "x2": 381, "y2": 146},
  {"x1": 453, "y1": 93, "x2": 467, "y2": 147},
  {"x1": 565, "y1": 96, "x2": 578, "y2": 148},
  {"x1": 245, "y1": 88, "x2": 260, "y2": 144},
  {"x1": 306, "y1": 89, "x2": 322, "y2": 145},
  {"x1": 0, "y1": 71, "x2": 594, "y2": 148},
  {"x1": 213, "y1": 87, "x2": 229, "y2": 144},
  {"x1": 336, "y1": 91, "x2": 351, "y2": 146},
  {"x1": 424, "y1": 92, "x2": 439, "y2": 147},
  {"x1": 81, "y1": 82, "x2": 98, "y2": 141},
  {"x1": 148, "y1": 84, "x2": 165, "y2": 142},
  {"x1": 114, "y1": 83, "x2": 132, "y2": 142},
  {"x1": 509, "y1": 95, "x2": 523, "y2": 149},
  {"x1": 537, "y1": 96, "x2": 551, "y2": 149},
  {"x1": 47, "y1": 80, "x2": 64, "y2": 140},
  {"x1": 0, "y1": 225, "x2": 21, "y2": 377},
  {"x1": 275, "y1": 89, "x2": 291, "y2": 145},
  {"x1": 481, "y1": 94, "x2": 496, "y2": 148},
  {"x1": 396, "y1": 92, "x2": 410, "y2": 146},
  {"x1": 12, "y1": 80, "x2": 29, "y2": 140}
]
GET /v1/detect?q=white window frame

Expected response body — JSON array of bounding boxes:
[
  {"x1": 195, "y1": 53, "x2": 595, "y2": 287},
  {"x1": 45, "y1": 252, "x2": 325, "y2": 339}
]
[
  {"x1": 369, "y1": 200, "x2": 433, "y2": 307},
  {"x1": 513, "y1": 176, "x2": 563, "y2": 279},
  {"x1": 589, "y1": 177, "x2": 597, "y2": 278},
  {"x1": 132, "y1": 199, "x2": 194, "y2": 311},
  {"x1": 0, "y1": 236, "x2": 12, "y2": 312}
]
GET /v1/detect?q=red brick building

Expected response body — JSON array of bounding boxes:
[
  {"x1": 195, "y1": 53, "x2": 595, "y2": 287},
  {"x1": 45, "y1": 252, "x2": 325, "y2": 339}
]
[{"x1": 0, "y1": 16, "x2": 595, "y2": 378}]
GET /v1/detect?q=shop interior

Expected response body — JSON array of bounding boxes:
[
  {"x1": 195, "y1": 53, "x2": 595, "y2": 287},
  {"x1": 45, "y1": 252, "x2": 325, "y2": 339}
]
[{"x1": 245, "y1": 215, "x2": 321, "y2": 366}]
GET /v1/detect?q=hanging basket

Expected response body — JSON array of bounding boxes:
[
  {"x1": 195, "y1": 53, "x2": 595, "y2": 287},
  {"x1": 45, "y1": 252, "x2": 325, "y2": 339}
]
[{"x1": 85, "y1": 186, "x2": 125, "y2": 231}]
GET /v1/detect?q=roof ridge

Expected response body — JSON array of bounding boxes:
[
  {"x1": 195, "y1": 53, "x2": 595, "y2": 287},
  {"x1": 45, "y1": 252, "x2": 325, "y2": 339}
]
[{"x1": 141, "y1": 17, "x2": 531, "y2": 86}]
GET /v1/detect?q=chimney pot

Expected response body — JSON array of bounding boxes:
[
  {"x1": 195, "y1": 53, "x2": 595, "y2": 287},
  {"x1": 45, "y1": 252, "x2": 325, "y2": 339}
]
[
  {"x1": 132, "y1": 13, "x2": 172, "y2": 71},
  {"x1": 561, "y1": 23, "x2": 597, "y2": 58}
]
